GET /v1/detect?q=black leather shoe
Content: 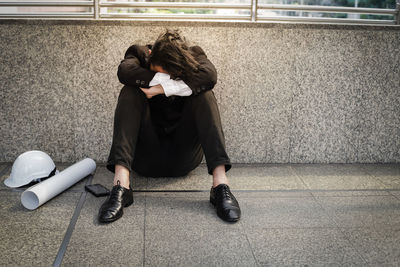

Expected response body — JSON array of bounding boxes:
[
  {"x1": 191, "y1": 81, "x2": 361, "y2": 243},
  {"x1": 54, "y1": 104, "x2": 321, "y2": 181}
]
[
  {"x1": 210, "y1": 184, "x2": 241, "y2": 222},
  {"x1": 98, "y1": 181, "x2": 133, "y2": 223}
]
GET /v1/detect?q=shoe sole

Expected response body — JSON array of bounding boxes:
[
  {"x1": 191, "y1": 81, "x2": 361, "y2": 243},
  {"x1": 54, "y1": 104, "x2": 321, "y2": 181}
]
[
  {"x1": 210, "y1": 198, "x2": 240, "y2": 223},
  {"x1": 98, "y1": 198, "x2": 134, "y2": 224}
]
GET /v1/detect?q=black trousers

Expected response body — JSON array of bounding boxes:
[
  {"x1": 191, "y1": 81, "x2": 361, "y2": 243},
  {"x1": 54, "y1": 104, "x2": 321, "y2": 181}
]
[{"x1": 106, "y1": 85, "x2": 232, "y2": 177}]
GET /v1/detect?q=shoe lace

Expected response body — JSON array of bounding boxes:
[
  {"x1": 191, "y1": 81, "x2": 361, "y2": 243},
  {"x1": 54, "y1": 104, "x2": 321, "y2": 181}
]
[
  {"x1": 109, "y1": 180, "x2": 123, "y2": 202},
  {"x1": 220, "y1": 185, "x2": 232, "y2": 201}
]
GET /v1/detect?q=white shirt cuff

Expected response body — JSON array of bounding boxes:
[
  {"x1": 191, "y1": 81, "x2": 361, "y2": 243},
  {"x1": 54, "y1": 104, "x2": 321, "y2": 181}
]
[{"x1": 149, "y1": 72, "x2": 192, "y2": 97}]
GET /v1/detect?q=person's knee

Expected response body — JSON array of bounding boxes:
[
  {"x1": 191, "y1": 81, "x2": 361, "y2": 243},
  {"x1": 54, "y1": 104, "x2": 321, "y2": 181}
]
[
  {"x1": 192, "y1": 89, "x2": 214, "y2": 100},
  {"x1": 188, "y1": 90, "x2": 217, "y2": 108},
  {"x1": 118, "y1": 85, "x2": 146, "y2": 106}
]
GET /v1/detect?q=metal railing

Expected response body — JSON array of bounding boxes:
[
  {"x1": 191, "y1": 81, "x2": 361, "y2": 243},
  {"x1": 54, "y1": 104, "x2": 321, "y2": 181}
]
[
  {"x1": 0, "y1": 0, "x2": 399, "y2": 25},
  {"x1": 0, "y1": 1, "x2": 94, "y2": 18}
]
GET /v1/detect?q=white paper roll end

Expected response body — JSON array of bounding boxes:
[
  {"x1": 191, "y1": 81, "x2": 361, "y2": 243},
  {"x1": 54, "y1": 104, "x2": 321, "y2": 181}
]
[
  {"x1": 84, "y1": 158, "x2": 97, "y2": 172},
  {"x1": 21, "y1": 190, "x2": 40, "y2": 210}
]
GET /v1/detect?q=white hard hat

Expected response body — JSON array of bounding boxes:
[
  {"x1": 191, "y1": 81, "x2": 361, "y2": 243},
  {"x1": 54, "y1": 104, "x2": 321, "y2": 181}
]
[{"x1": 4, "y1": 150, "x2": 59, "y2": 188}]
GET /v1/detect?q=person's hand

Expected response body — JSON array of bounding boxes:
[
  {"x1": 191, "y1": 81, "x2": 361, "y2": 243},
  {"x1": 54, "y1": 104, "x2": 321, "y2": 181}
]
[{"x1": 140, "y1": 84, "x2": 165, "y2": 99}]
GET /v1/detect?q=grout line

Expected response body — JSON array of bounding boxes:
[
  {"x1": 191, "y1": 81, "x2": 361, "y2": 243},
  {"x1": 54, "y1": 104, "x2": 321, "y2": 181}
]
[
  {"x1": 289, "y1": 164, "x2": 311, "y2": 190},
  {"x1": 240, "y1": 220, "x2": 260, "y2": 267},
  {"x1": 131, "y1": 188, "x2": 400, "y2": 193},
  {"x1": 140, "y1": 173, "x2": 149, "y2": 266},
  {"x1": 1, "y1": 188, "x2": 399, "y2": 194},
  {"x1": 2, "y1": 188, "x2": 400, "y2": 193},
  {"x1": 53, "y1": 174, "x2": 94, "y2": 267},
  {"x1": 388, "y1": 191, "x2": 400, "y2": 201},
  {"x1": 244, "y1": 232, "x2": 259, "y2": 267},
  {"x1": 334, "y1": 225, "x2": 370, "y2": 264},
  {"x1": 249, "y1": 225, "x2": 394, "y2": 230},
  {"x1": 142, "y1": 192, "x2": 147, "y2": 267}
]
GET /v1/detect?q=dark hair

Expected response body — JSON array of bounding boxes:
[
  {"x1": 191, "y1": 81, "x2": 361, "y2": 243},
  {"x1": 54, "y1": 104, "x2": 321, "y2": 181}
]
[{"x1": 148, "y1": 29, "x2": 199, "y2": 80}]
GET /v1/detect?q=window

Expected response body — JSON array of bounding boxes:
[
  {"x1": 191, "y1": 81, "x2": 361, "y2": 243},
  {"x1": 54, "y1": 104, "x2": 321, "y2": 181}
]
[
  {"x1": 0, "y1": 0, "x2": 398, "y2": 24},
  {"x1": 257, "y1": 0, "x2": 397, "y2": 23},
  {"x1": 0, "y1": 0, "x2": 93, "y2": 17}
]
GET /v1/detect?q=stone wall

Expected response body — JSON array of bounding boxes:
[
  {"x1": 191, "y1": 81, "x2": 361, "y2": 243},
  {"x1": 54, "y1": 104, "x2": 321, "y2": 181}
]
[{"x1": 1, "y1": 20, "x2": 399, "y2": 163}]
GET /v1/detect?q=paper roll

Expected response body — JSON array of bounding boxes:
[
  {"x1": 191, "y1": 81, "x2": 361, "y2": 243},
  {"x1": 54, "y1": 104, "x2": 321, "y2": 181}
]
[{"x1": 21, "y1": 158, "x2": 96, "y2": 210}]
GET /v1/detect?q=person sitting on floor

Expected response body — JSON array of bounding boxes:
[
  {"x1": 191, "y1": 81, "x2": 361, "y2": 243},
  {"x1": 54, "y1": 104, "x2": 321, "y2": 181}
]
[{"x1": 98, "y1": 29, "x2": 241, "y2": 224}]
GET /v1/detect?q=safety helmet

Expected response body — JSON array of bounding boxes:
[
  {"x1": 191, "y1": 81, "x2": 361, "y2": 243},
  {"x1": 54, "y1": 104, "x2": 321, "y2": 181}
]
[{"x1": 4, "y1": 150, "x2": 59, "y2": 188}]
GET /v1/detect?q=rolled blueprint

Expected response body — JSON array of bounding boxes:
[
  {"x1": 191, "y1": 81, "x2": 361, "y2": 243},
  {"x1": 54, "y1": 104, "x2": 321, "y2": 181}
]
[{"x1": 21, "y1": 158, "x2": 96, "y2": 210}]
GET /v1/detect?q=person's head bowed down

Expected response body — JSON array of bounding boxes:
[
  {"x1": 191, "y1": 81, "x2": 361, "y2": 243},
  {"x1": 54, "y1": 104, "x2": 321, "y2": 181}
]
[{"x1": 148, "y1": 29, "x2": 200, "y2": 80}]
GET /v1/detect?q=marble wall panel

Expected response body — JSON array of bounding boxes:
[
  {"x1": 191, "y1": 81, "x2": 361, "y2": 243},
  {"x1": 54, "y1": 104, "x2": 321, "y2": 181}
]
[
  {"x1": 290, "y1": 29, "x2": 368, "y2": 163},
  {"x1": 0, "y1": 20, "x2": 399, "y2": 164}
]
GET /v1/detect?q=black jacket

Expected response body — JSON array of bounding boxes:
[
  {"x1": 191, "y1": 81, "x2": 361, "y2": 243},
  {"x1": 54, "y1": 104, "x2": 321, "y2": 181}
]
[
  {"x1": 117, "y1": 44, "x2": 218, "y2": 96},
  {"x1": 116, "y1": 44, "x2": 218, "y2": 135}
]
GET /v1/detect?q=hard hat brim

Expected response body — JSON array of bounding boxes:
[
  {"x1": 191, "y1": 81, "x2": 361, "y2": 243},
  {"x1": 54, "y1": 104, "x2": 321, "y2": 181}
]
[{"x1": 4, "y1": 176, "x2": 27, "y2": 188}]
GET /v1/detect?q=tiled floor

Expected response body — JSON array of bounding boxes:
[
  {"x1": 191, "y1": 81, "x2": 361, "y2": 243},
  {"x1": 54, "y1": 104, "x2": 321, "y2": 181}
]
[{"x1": 0, "y1": 163, "x2": 399, "y2": 266}]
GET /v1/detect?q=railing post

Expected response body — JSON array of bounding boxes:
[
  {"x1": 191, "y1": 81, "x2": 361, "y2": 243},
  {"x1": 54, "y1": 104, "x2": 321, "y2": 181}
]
[
  {"x1": 251, "y1": 0, "x2": 258, "y2": 21},
  {"x1": 396, "y1": 0, "x2": 400, "y2": 24},
  {"x1": 94, "y1": 0, "x2": 99, "y2": 20}
]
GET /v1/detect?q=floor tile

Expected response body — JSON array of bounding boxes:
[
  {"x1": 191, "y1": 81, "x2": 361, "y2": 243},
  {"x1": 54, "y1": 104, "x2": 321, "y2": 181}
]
[
  {"x1": 70, "y1": 193, "x2": 145, "y2": 230},
  {"x1": 146, "y1": 163, "x2": 307, "y2": 191},
  {"x1": 145, "y1": 192, "x2": 242, "y2": 230},
  {"x1": 0, "y1": 191, "x2": 80, "y2": 266},
  {"x1": 339, "y1": 226, "x2": 400, "y2": 266},
  {"x1": 145, "y1": 227, "x2": 256, "y2": 267},
  {"x1": 235, "y1": 190, "x2": 313, "y2": 198},
  {"x1": 0, "y1": 164, "x2": 12, "y2": 190},
  {"x1": 2, "y1": 163, "x2": 400, "y2": 267},
  {"x1": 246, "y1": 228, "x2": 366, "y2": 266},
  {"x1": 360, "y1": 164, "x2": 400, "y2": 189},
  {"x1": 62, "y1": 193, "x2": 145, "y2": 266},
  {"x1": 0, "y1": 225, "x2": 68, "y2": 267},
  {"x1": 239, "y1": 196, "x2": 336, "y2": 228},
  {"x1": 291, "y1": 164, "x2": 387, "y2": 190},
  {"x1": 315, "y1": 195, "x2": 400, "y2": 228},
  {"x1": 144, "y1": 191, "x2": 209, "y2": 198},
  {"x1": 62, "y1": 227, "x2": 144, "y2": 266},
  {"x1": 310, "y1": 189, "x2": 391, "y2": 197},
  {"x1": 389, "y1": 190, "x2": 400, "y2": 198},
  {"x1": 0, "y1": 162, "x2": 10, "y2": 173},
  {"x1": 0, "y1": 191, "x2": 80, "y2": 228},
  {"x1": 228, "y1": 164, "x2": 307, "y2": 190}
]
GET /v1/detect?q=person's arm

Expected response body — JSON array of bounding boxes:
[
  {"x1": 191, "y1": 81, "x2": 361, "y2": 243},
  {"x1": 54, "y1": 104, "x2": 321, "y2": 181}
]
[
  {"x1": 117, "y1": 44, "x2": 156, "y2": 88},
  {"x1": 150, "y1": 72, "x2": 192, "y2": 97},
  {"x1": 181, "y1": 45, "x2": 218, "y2": 96}
]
